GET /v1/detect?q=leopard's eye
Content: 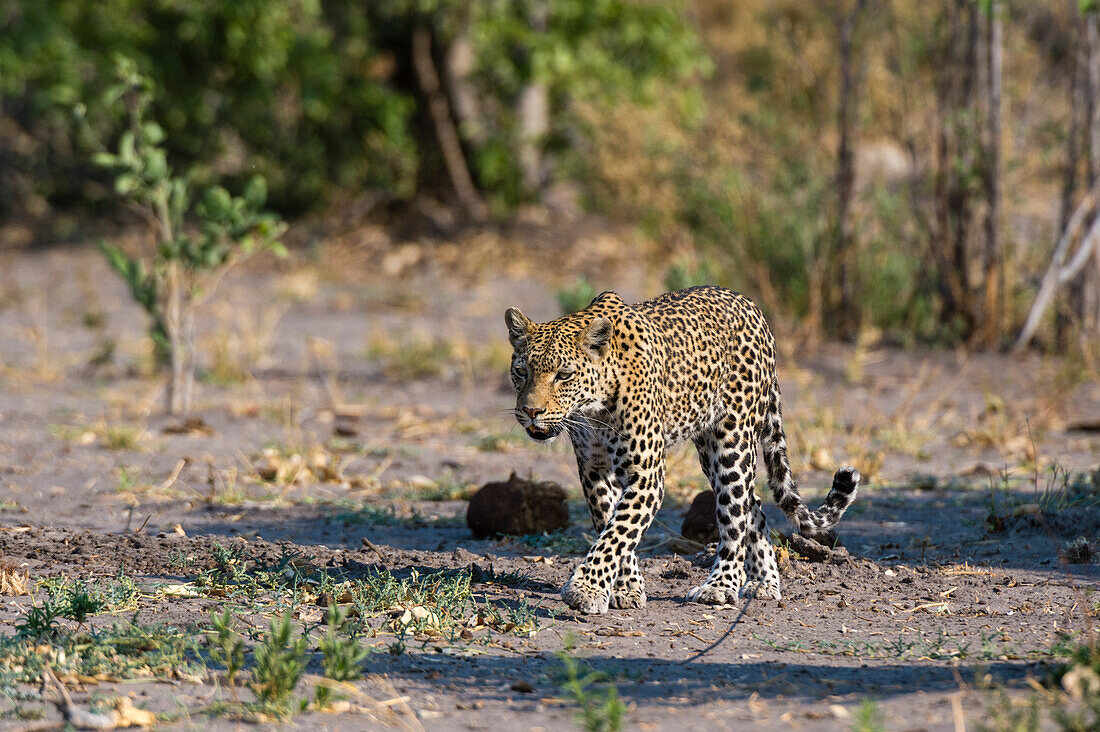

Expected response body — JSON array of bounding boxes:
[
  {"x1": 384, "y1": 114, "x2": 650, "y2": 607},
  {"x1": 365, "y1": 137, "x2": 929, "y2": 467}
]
[
  {"x1": 554, "y1": 368, "x2": 575, "y2": 383},
  {"x1": 512, "y1": 366, "x2": 528, "y2": 381}
]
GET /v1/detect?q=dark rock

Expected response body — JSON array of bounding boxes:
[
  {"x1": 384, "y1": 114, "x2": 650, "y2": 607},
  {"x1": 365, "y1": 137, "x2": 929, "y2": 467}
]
[
  {"x1": 681, "y1": 490, "x2": 718, "y2": 546},
  {"x1": 466, "y1": 472, "x2": 568, "y2": 538}
]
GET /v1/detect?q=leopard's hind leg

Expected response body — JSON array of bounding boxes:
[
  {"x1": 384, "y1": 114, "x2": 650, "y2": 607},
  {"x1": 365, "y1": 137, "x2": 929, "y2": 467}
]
[{"x1": 742, "y1": 490, "x2": 781, "y2": 600}]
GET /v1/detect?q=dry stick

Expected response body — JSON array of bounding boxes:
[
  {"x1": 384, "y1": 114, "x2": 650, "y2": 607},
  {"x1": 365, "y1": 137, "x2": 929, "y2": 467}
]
[
  {"x1": 1012, "y1": 189, "x2": 1099, "y2": 352},
  {"x1": 951, "y1": 692, "x2": 967, "y2": 732},
  {"x1": 133, "y1": 512, "x2": 154, "y2": 534},
  {"x1": 159, "y1": 458, "x2": 186, "y2": 492},
  {"x1": 43, "y1": 666, "x2": 119, "y2": 730},
  {"x1": 361, "y1": 537, "x2": 388, "y2": 565},
  {"x1": 1060, "y1": 216, "x2": 1100, "y2": 284}
]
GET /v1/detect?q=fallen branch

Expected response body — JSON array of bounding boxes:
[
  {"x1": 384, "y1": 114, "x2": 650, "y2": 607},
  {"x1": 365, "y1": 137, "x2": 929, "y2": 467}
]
[
  {"x1": 44, "y1": 665, "x2": 148, "y2": 730},
  {"x1": 784, "y1": 532, "x2": 850, "y2": 564}
]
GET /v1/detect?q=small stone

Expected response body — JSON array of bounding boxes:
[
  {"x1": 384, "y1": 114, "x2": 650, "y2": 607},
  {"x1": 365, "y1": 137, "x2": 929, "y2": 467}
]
[
  {"x1": 510, "y1": 680, "x2": 535, "y2": 693},
  {"x1": 452, "y1": 547, "x2": 480, "y2": 563}
]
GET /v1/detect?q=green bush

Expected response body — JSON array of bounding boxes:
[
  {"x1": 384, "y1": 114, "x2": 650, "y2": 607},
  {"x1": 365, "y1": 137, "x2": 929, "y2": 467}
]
[
  {"x1": 2, "y1": 0, "x2": 416, "y2": 214},
  {"x1": 0, "y1": 0, "x2": 707, "y2": 217},
  {"x1": 556, "y1": 277, "x2": 598, "y2": 315}
]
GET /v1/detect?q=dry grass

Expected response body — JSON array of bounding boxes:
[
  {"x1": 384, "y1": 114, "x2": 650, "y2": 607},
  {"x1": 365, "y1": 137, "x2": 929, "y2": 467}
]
[
  {"x1": 365, "y1": 326, "x2": 510, "y2": 384},
  {"x1": 953, "y1": 391, "x2": 1046, "y2": 465},
  {"x1": 202, "y1": 302, "x2": 286, "y2": 384},
  {"x1": 0, "y1": 559, "x2": 30, "y2": 595},
  {"x1": 100, "y1": 422, "x2": 145, "y2": 451}
]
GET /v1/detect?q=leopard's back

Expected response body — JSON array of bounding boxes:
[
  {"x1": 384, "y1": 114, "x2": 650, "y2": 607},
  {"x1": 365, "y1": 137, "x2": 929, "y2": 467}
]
[{"x1": 632, "y1": 286, "x2": 776, "y2": 443}]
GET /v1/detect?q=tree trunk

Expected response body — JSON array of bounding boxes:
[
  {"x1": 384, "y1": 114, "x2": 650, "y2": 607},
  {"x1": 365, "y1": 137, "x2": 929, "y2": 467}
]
[
  {"x1": 444, "y1": 31, "x2": 486, "y2": 148},
  {"x1": 1056, "y1": 23, "x2": 1084, "y2": 345},
  {"x1": 165, "y1": 260, "x2": 185, "y2": 415},
  {"x1": 979, "y1": 0, "x2": 1003, "y2": 348},
  {"x1": 957, "y1": 0, "x2": 980, "y2": 333},
  {"x1": 181, "y1": 303, "x2": 195, "y2": 415},
  {"x1": 443, "y1": 2, "x2": 487, "y2": 150},
  {"x1": 411, "y1": 25, "x2": 488, "y2": 221},
  {"x1": 517, "y1": 2, "x2": 550, "y2": 196},
  {"x1": 517, "y1": 83, "x2": 549, "y2": 196},
  {"x1": 834, "y1": 0, "x2": 868, "y2": 342},
  {"x1": 1090, "y1": 11, "x2": 1100, "y2": 339},
  {"x1": 933, "y1": 0, "x2": 979, "y2": 335},
  {"x1": 1070, "y1": 11, "x2": 1100, "y2": 340}
]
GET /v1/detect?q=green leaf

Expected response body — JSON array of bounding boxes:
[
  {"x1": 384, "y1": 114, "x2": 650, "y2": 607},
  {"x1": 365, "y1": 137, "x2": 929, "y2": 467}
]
[
  {"x1": 142, "y1": 121, "x2": 166, "y2": 145},
  {"x1": 201, "y1": 186, "x2": 233, "y2": 219},
  {"x1": 243, "y1": 175, "x2": 267, "y2": 209},
  {"x1": 115, "y1": 175, "x2": 138, "y2": 195},
  {"x1": 118, "y1": 132, "x2": 136, "y2": 166},
  {"x1": 145, "y1": 149, "x2": 168, "y2": 181},
  {"x1": 92, "y1": 152, "x2": 119, "y2": 168}
]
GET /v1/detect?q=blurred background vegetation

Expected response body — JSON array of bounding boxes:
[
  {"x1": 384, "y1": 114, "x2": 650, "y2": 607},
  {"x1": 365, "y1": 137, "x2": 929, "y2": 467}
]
[{"x1": 2, "y1": 0, "x2": 1099, "y2": 354}]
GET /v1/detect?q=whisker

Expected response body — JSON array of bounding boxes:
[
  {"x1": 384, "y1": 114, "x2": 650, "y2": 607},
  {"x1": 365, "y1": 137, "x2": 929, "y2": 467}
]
[
  {"x1": 560, "y1": 417, "x2": 588, "y2": 437},
  {"x1": 569, "y1": 411, "x2": 625, "y2": 440}
]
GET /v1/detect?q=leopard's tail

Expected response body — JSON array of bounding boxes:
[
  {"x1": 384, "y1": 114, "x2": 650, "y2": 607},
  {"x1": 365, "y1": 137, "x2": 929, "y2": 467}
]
[{"x1": 761, "y1": 376, "x2": 859, "y2": 535}]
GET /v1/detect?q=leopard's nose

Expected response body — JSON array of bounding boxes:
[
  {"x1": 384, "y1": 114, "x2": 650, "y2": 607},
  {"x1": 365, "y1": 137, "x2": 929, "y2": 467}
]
[{"x1": 522, "y1": 406, "x2": 545, "y2": 419}]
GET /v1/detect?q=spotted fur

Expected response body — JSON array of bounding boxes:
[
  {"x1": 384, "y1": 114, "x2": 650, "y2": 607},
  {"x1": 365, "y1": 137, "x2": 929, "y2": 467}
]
[{"x1": 505, "y1": 286, "x2": 859, "y2": 614}]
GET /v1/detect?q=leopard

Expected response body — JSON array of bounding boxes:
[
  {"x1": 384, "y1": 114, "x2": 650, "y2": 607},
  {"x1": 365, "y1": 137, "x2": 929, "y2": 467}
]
[{"x1": 504, "y1": 285, "x2": 860, "y2": 614}]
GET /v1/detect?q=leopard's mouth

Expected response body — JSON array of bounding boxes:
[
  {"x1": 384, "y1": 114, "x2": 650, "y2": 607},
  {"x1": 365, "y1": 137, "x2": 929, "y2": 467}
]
[{"x1": 525, "y1": 424, "x2": 561, "y2": 441}]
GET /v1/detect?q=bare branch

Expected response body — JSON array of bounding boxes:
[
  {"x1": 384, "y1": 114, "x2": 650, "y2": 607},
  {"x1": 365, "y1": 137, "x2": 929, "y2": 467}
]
[{"x1": 1011, "y1": 189, "x2": 1098, "y2": 352}]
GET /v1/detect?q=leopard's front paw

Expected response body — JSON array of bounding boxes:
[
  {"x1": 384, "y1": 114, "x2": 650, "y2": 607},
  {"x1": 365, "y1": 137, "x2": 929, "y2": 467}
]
[
  {"x1": 739, "y1": 580, "x2": 781, "y2": 600},
  {"x1": 610, "y1": 586, "x2": 646, "y2": 609},
  {"x1": 686, "y1": 581, "x2": 740, "y2": 606},
  {"x1": 562, "y1": 569, "x2": 610, "y2": 615},
  {"x1": 610, "y1": 573, "x2": 646, "y2": 609}
]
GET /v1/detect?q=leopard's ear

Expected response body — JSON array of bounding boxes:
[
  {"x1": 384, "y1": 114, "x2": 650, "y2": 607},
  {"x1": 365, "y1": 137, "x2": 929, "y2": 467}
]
[
  {"x1": 504, "y1": 307, "x2": 534, "y2": 350},
  {"x1": 579, "y1": 317, "x2": 613, "y2": 361}
]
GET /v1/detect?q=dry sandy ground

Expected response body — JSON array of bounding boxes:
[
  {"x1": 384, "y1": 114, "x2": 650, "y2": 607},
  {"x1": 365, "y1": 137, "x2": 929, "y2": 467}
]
[{"x1": 0, "y1": 245, "x2": 1098, "y2": 730}]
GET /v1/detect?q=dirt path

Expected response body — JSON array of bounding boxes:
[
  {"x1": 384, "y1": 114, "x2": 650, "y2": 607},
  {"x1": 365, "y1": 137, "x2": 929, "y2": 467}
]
[{"x1": 0, "y1": 246, "x2": 1097, "y2": 729}]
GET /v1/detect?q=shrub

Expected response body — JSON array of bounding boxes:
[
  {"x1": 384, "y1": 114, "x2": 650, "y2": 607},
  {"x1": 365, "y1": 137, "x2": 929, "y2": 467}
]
[{"x1": 90, "y1": 58, "x2": 286, "y2": 413}]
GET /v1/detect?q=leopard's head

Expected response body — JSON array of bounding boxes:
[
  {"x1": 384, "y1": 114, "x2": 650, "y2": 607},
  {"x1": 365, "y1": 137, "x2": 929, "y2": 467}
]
[{"x1": 503, "y1": 306, "x2": 613, "y2": 441}]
